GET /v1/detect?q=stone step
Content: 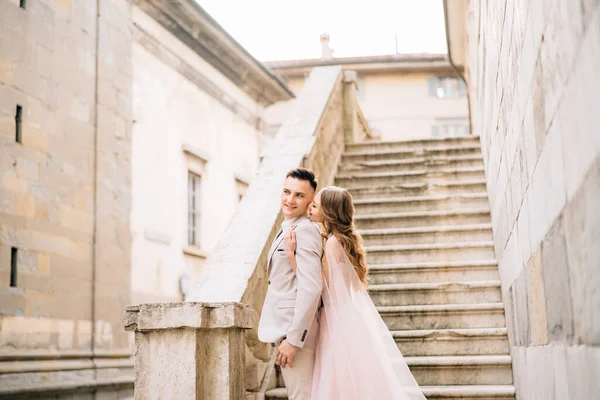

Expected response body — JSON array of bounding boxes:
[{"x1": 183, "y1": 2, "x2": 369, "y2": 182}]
[
  {"x1": 392, "y1": 328, "x2": 509, "y2": 356},
  {"x1": 336, "y1": 167, "x2": 486, "y2": 188},
  {"x1": 368, "y1": 260, "x2": 499, "y2": 285},
  {"x1": 423, "y1": 385, "x2": 515, "y2": 399},
  {"x1": 355, "y1": 208, "x2": 491, "y2": 230},
  {"x1": 342, "y1": 144, "x2": 482, "y2": 163},
  {"x1": 265, "y1": 387, "x2": 288, "y2": 399},
  {"x1": 345, "y1": 136, "x2": 481, "y2": 153},
  {"x1": 365, "y1": 241, "x2": 495, "y2": 264},
  {"x1": 0, "y1": 376, "x2": 134, "y2": 398},
  {"x1": 406, "y1": 355, "x2": 513, "y2": 386},
  {"x1": 369, "y1": 281, "x2": 502, "y2": 306},
  {"x1": 378, "y1": 303, "x2": 506, "y2": 330},
  {"x1": 340, "y1": 154, "x2": 484, "y2": 174},
  {"x1": 361, "y1": 224, "x2": 493, "y2": 246},
  {"x1": 349, "y1": 180, "x2": 488, "y2": 200},
  {"x1": 266, "y1": 385, "x2": 516, "y2": 400},
  {"x1": 354, "y1": 194, "x2": 490, "y2": 214},
  {"x1": 270, "y1": 357, "x2": 513, "y2": 390}
]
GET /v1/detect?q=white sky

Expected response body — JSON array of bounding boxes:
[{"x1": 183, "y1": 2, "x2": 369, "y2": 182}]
[{"x1": 197, "y1": 1, "x2": 448, "y2": 61}]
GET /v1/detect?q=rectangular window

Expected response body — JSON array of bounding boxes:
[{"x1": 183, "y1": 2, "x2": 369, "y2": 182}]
[
  {"x1": 15, "y1": 105, "x2": 22, "y2": 143},
  {"x1": 10, "y1": 247, "x2": 18, "y2": 287},
  {"x1": 19, "y1": 0, "x2": 26, "y2": 9},
  {"x1": 428, "y1": 76, "x2": 467, "y2": 98},
  {"x1": 187, "y1": 172, "x2": 202, "y2": 247}
]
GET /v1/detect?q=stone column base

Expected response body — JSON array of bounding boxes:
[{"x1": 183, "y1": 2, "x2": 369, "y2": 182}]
[{"x1": 124, "y1": 302, "x2": 255, "y2": 400}]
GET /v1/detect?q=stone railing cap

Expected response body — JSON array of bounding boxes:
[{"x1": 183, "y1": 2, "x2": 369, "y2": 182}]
[{"x1": 124, "y1": 302, "x2": 256, "y2": 332}]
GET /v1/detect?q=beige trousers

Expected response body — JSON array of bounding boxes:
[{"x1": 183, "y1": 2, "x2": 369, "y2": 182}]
[{"x1": 279, "y1": 347, "x2": 315, "y2": 400}]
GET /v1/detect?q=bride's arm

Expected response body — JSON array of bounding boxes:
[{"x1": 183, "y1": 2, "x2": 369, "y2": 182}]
[{"x1": 284, "y1": 226, "x2": 298, "y2": 274}]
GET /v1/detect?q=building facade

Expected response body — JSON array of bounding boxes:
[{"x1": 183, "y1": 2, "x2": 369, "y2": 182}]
[
  {"x1": 129, "y1": 1, "x2": 292, "y2": 305},
  {"x1": 265, "y1": 35, "x2": 470, "y2": 141},
  {"x1": 1, "y1": 0, "x2": 135, "y2": 395},
  {"x1": 0, "y1": 0, "x2": 291, "y2": 396}
]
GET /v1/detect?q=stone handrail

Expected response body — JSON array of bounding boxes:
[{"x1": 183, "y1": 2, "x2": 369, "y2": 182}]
[{"x1": 125, "y1": 66, "x2": 373, "y2": 399}]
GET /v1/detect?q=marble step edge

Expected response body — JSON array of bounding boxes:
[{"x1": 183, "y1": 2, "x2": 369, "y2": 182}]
[
  {"x1": 346, "y1": 135, "x2": 481, "y2": 148},
  {"x1": 355, "y1": 207, "x2": 490, "y2": 220},
  {"x1": 369, "y1": 260, "x2": 498, "y2": 272},
  {"x1": 353, "y1": 193, "x2": 489, "y2": 205},
  {"x1": 348, "y1": 179, "x2": 488, "y2": 192},
  {"x1": 360, "y1": 224, "x2": 492, "y2": 236},
  {"x1": 342, "y1": 144, "x2": 482, "y2": 158},
  {"x1": 0, "y1": 349, "x2": 132, "y2": 361},
  {"x1": 377, "y1": 302, "x2": 505, "y2": 314},
  {"x1": 405, "y1": 355, "x2": 512, "y2": 367},
  {"x1": 423, "y1": 385, "x2": 516, "y2": 397},
  {"x1": 336, "y1": 166, "x2": 485, "y2": 180},
  {"x1": 0, "y1": 357, "x2": 133, "y2": 374},
  {"x1": 340, "y1": 154, "x2": 484, "y2": 169},
  {"x1": 265, "y1": 385, "x2": 516, "y2": 399},
  {"x1": 369, "y1": 280, "x2": 501, "y2": 292},
  {"x1": 366, "y1": 241, "x2": 495, "y2": 252},
  {"x1": 0, "y1": 376, "x2": 134, "y2": 396},
  {"x1": 391, "y1": 327, "x2": 508, "y2": 340}
]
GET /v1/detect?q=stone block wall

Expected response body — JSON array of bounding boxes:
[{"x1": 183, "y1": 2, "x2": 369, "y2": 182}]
[
  {"x1": 0, "y1": 0, "x2": 133, "y2": 393},
  {"x1": 467, "y1": 0, "x2": 600, "y2": 398}
]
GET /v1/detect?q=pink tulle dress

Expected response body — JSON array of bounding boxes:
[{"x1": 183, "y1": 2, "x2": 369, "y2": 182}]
[{"x1": 310, "y1": 237, "x2": 426, "y2": 400}]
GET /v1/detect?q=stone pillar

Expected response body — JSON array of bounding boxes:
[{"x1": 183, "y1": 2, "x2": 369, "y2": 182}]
[
  {"x1": 342, "y1": 70, "x2": 359, "y2": 145},
  {"x1": 342, "y1": 70, "x2": 374, "y2": 144},
  {"x1": 124, "y1": 302, "x2": 255, "y2": 400}
]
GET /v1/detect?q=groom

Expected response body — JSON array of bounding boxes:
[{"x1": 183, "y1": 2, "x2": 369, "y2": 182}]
[{"x1": 258, "y1": 168, "x2": 323, "y2": 400}]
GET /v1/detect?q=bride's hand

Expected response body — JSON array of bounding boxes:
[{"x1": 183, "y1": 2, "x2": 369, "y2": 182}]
[{"x1": 284, "y1": 226, "x2": 297, "y2": 263}]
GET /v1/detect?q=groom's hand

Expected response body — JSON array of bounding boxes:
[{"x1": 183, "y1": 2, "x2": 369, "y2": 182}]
[{"x1": 276, "y1": 340, "x2": 299, "y2": 368}]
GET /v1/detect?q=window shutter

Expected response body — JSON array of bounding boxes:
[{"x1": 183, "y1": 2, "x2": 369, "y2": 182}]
[
  {"x1": 458, "y1": 78, "x2": 467, "y2": 96},
  {"x1": 428, "y1": 77, "x2": 439, "y2": 97}
]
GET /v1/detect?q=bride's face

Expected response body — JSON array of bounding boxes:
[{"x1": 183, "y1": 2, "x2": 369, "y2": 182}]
[{"x1": 308, "y1": 191, "x2": 324, "y2": 223}]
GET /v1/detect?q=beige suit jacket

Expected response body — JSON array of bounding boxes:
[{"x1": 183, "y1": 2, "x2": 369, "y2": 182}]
[{"x1": 258, "y1": 215, "x2": 323, "y2": 349}]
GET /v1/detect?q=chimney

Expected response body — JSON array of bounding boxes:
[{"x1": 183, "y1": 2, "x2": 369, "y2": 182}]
[{"x1": 320, "y1": 33, "x2": 334, "y2": 59}]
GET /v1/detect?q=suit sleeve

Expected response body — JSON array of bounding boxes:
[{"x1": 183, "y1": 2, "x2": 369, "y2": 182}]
[{"x1": 286, "y1": 222, "x2": 323, "y2": 348}]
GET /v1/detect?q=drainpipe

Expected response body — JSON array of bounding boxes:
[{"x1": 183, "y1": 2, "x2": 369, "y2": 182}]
[
  {"x1": 91, "y1": 0, "x2": 101, "y2": 377},
  {"x1": 443, "y1": 0, "x2": 473, "y2": 135}
]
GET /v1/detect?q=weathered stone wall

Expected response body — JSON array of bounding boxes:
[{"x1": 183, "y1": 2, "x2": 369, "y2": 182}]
[
  {"x1": 467, "y1": 0, "x2": 600, "y2": 398},
  {"x1": 0, "y1": 0, "x2": 133, "y2": 394}
]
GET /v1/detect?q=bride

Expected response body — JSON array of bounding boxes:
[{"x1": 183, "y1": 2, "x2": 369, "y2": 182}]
[{"x1": 284, "y1": 186, "x2": 425, "y2": 400}]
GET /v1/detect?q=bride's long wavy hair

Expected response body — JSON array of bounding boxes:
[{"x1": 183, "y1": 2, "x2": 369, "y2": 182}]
[{"x1": 319, "y1": 186, "x2": 368, "y2": 287}]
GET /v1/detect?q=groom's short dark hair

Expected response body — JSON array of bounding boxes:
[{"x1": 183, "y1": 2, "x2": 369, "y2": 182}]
[{"x1": 286, "y1": 168, "x2": 317, "y2": 191}]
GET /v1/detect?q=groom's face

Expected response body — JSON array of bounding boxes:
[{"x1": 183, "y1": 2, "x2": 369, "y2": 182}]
[{"x1": 281, "y1": 177, "x2": 315, "y2": 220}]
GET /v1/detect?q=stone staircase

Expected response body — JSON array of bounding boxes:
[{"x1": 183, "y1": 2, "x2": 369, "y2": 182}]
[{"x1": 265, "y1": 136, "x2": 515, "y2": 399}]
